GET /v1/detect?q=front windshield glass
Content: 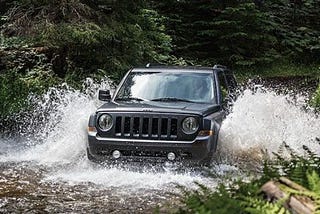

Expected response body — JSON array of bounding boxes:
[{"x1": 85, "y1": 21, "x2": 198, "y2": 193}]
[{"x1": 115, "y1": 71, "x2": 216, "y2": 103}]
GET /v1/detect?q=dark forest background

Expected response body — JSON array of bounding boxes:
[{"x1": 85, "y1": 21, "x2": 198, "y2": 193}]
[
  {"x1": 0, "y1": 0, "x2": 320, "y2": 116},
  {"x1": 1, "y1": 2, "x2": 320, "y2": 212}
]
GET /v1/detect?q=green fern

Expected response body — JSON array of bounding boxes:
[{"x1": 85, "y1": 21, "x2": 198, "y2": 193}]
[
  {"x1": 176, "y1": 145, "x2": 320, "y2": 214},
  {"x1": 307, "y1": 171, "x2": 320, "y2": 194},
  {"x1": 243, "y1": 197, "x2": 289, "y2": 214}
]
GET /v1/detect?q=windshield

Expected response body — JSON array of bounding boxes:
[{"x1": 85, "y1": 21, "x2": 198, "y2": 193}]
[{"x1": 115, "y1": 71, "x2": 216, "y2": 103}]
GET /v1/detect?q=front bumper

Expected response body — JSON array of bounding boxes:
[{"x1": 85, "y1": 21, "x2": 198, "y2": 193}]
[{"x1": 87, "y1": 133, "x2": 217, "y2": 163}]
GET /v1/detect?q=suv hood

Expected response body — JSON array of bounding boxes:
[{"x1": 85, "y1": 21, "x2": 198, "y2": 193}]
[{"x1": 96, "y1": 101, "x2": 221, "y2": 116}]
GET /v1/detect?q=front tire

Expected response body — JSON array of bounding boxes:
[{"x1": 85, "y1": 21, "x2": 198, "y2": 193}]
[
  {"x1": 200, "y1": 152, "x2": 215, "y2": 166},
  {"x1": 86, "y1": 148, "x2": 99, "y2": 163}
]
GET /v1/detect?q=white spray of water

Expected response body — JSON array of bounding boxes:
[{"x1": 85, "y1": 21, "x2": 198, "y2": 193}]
[
  {"x1": 43, "y1": 161, "x2": 206, "y2": 191},
  {"x1": 219, "y1": 88, "x2": 320, "y2": 159},
  {"x1": 6, "y1": 79, "x2": 110, "y2": 164}
]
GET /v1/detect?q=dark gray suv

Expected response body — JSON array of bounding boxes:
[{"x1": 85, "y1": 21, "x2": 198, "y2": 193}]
[{"x1": 87, "y1": 65, "x2": 237, "y2": 164}]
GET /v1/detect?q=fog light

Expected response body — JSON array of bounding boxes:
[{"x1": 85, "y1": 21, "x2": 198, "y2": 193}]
[
  {"x1": 167, "y1": 152, "x2": 176, "y2": 161},
  {"x1": 112, "y1": 150, "x2": 121, "y2": 159},
  {"x1": 198, "y1": 130, "x2": 214, "y2": 136}
]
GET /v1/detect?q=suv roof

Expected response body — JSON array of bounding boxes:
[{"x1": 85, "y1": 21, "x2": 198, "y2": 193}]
[{"x1": 131, "y1": 64, "x2": 228, "y2": 73}]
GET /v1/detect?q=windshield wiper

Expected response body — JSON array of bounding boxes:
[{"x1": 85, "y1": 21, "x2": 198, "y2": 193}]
[
  {"x1": 115, "y1": 97, "x2": 147, "y2": 102},
  {"x1": 150, "y1": 97, "x2": 195, "y2": 103}
]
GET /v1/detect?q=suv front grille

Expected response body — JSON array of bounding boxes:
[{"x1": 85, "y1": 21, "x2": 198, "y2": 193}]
[{"x1": 114, "y1": 116, "x2": 178, "y2": 140}]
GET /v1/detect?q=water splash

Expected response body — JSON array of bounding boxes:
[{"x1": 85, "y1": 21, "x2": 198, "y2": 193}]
[
  {"x1": 43, "y1": 162, "x2": 207, "y2": 191},
  {"x1": 2, "y1": 78, "x2": 112, "y2": 164},
  {"x1": 219, "y1": 87, "x2": 320, "y2": 163}
]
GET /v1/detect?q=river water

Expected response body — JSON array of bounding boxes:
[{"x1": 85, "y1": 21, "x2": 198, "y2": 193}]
[{"x1": 0, "y1": 78, "x2": 319, "y2": 213}]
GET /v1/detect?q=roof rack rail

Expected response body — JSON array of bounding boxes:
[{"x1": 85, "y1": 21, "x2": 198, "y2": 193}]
[
  {"x1": 145, "y1": 63, "x2": 166, "y2": 68},
  {"x1": 213, "y1": 64, "x2": 227, "y2": 69}
]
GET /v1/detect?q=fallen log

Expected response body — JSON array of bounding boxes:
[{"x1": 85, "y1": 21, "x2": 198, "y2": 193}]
[{"x1": 261, "y1": 177, "x2": 315, "y2": 214}]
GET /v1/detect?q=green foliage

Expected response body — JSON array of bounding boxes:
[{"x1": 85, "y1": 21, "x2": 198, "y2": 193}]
[
  {"x1": 155, "y1": 0, "x2": 320, "y2": 68},
  {"x1": 0, "y1": 71, "x2": 29, "y2": 117},
  {"x1": 178, "y1": 180, "x2": 288, "y2": 214},
  {"x1": 264, "y1": 0, "x2": 320, "y2": 64},
  {"x1": 178, "y1": 184, "x2": 244, "y2": 214},
  {"x1": 39, "y1": 23, "x2": 109, "y2": 47},
  {"x1": 311, "y1": 83, "x2": 320, "y2": 109},
  {"x1": 138, "y1": 9, "x2": 172, "y2": 62},
  {"x1": 1, "y1": 0, "x2": 173, "y2": 82},
  {"x1": 176, "y1": 145, "x2": 320, "y2": 214},
  {"x1": 0, "y1": 69, "x2": 58, "y2": 118},
  {"x1": 244, "y1": 198, "x2": 288, "y2": 214},
  {"x1": 307, "y1": 170, "x2": 320, "y2": 195},
  {"x1": 210, "y1": 3, "x2": 279, "y2": 66},
  {"x1": 234, "y1": 63, "x2": 320, "y2": 84},
  {"x1": 0, "y1": 0, "x2": 174, "y2": 116},
  {"x1": 0, "y1": 35, "x2": 31, "y2": 49},
  {"x1": 273, "y1": 144, "x2": 320, "y2": 186},
  {"x1": 0, "y1": 69, "x2": 57, "y2": 119},
  {"x1": 0, "y1": 47, "x2": 59, "y2": 117},
  {"x1": 2, "y1": 0, "x2": 319, "y2": 81}
]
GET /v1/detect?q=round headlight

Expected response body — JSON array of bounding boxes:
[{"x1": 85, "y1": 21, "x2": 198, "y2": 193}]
[
  {"x1": 98, "y1": 114, "x2": 113, "y2": 131},
  {"x1": 182, "y1": 117, "x2": 199, "y2": 134}
]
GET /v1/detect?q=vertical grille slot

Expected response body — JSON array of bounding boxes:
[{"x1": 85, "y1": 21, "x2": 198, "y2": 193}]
[
  {"x1": 167, "y1": 118, "x2": 171, "y2": 138},
  {"x1": 124, "y1": 117, "x2": 131, "y2": 136},
  {"x1": 115, "y1": 116, "x2": 122, "y2": 136},
  {"x1": 151, "y1": 118, "x2": 159, "y2": 137},
  {"x1": 133, "y1": 117, "x2": 140, "y2": 137},
  {"x1": 161, "y1": 118, "x2": 168, "y2": 137},
  {"x1": 170, "y1": 118, "x2": 178, "y2": 138},
  {"x1": 142, "y1": 118, "x2": 149, "y2": 137}
]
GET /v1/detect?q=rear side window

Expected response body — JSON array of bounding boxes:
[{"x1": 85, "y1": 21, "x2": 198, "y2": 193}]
[
  {"x1": 218, "y1": 71, "x2": 237, "y2": 94},
  {"x1": 218, "y1": 72, "x2": 228, "y2": 99}
]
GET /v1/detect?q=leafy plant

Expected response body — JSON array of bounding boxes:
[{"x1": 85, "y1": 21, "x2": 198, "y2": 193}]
[
  {"x1": 176, "y1": 145, "x2": 320, "y2": 214},
  {"x1": 1, "y1": 0, "x2": 173, "y2": 82},
  {"x1": 0, "y1": 70, "x2": 30, "y2": 117},
  {"x1": 155, "y1": 0, "x2": 320, "y2": 68}
]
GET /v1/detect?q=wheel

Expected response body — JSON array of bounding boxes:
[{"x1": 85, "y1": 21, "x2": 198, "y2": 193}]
[
  {"x1": 86, "y1": 148, "x2": 99, "y2": 162},
  {"x1": 200, "y1": 152, "x2": 214, "y2": 167}
]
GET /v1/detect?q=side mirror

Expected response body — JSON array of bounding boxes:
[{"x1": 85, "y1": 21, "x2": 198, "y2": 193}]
[{"x1": 98, "y1": 90, "x2": 112, "y2": 101}]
